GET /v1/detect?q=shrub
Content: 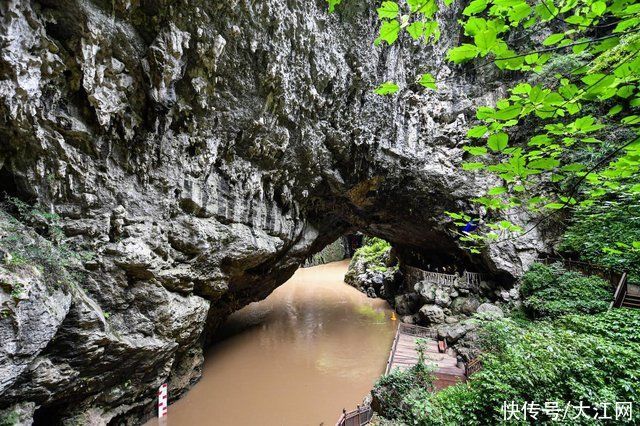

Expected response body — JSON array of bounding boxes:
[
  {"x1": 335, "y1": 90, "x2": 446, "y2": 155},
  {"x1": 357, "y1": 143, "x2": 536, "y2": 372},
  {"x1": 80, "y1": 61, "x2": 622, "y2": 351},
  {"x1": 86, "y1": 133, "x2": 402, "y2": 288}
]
[
  {"x1": 373, "y1": 339, "x2": 435, "y2": 421},
  {"x1": 411, "y1": 384, "x2": 479, "y2": 426},
  {"x1": 520, "y1": 263, "x2": 611, "y2": 319},
  {"x1": 394, "y1": 312, "x2": 640, "y2": 425},
  {"x1": 560, "y1": 195, "x2": 640, "y2": 284},
  {"x1": 352, "y1": 237, "x2": 392, "y2": 265},
  {"x1": 345, "y1": 237, "x2": 397, "y2": 287}
]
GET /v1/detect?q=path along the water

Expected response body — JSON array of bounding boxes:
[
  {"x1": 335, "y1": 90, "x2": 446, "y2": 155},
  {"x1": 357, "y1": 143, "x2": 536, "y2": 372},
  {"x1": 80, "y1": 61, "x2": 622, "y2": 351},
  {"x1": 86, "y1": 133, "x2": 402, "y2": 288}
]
[
  {"x1": 386, "y1": 323, "x2": 466, "y2": 390},
  {"x1": 146, "y1": 260, "x2": 397, "y2": 426}
]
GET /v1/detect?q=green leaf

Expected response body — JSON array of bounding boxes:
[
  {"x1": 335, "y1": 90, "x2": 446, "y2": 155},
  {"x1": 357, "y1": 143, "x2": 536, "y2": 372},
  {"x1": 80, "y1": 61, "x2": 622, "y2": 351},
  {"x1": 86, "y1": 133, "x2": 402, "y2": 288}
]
[
  {"x1": 494, "y1": 105, "x2": 522, "y2": 120},
  {"x1": 407, "y1": 21, "x2": 425, "y2": 40},
  {"x1": 476, "y1": 107, "x2": 495, "y2": 119},
  {"x1": 474, "y1": 29, "x2": 497, "y2": 52},
  {"x1": 462, "y1": 162, "x2": 486, "y2": 171},
  {"x1": 608, "y1": 105, "x2": 623, "y2": 116},
  {"x1": 408, "y1": 0, "x2": 438, "y2": 15},
  {"x1": 418, "y1": 73, "x2": 437, "y2": 89},
  {"x1": 327, "y1": 0, "x2": 342, "y2": 12},
  {"x1": 375, "y1": 20, "x2": 401, "y2": 45},
  {"x1": 542, "y1": 33, "x2": 565, "y2": 46},
  {"x1": 529, "y1": 135, "x2": 553, "y2": 146},
  {"x1": 377, "y1": 1, "x2": 399, "y2": 19},
  {"x1": 374, "y1": 81, "x2": 399, "y2": 95},
  {"x1": 512, "y1": 83, "x2": 532, "y2": 95},
  {"x1": 488, "y1": 186, "x2": 507, "y2": 195},
  {"x1": 467, "y1": 125, "x2": 488, "y2": 138},
  {"x1": 508, "y1": 2, "x2": 532, "y2": 23},
  {"x1": 488, "y1": 132, "x2": 509, "y2": 151},
  {"x1": 464, "y1": 146, "x2": 488, "y2": 155},
  {"x1": 544, "y1": 202, "x2": 565, "y2": 210},
  {"x1": 463, "y1": 0, "x2": 488, "y2": 16},
  {"x1": 591, "y1": 1, "x2": 606, "y2": 16},
  {"x1": 561, "y1": 163, "x2": 585, "y2": 172},
  {"x1": 528, "y1": 158, "x2": 560, "y2": 170},
  {"x1": 446, "y1": 44, "x2": 480, "y2": 63}
]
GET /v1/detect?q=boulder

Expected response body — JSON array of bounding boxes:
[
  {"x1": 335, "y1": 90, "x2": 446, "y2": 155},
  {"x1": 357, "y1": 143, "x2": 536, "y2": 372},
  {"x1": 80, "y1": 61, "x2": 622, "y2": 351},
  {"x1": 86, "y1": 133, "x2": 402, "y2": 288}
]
[
  {"x1": 451, "y1": 296, "x2": 481, "y2": 316},
  {"x1": 419, "y1": 304, "x2": 445, "y2": 325},
  {"x1": 476, "y1": 303, "x2": 504, "y2": 319},
  {"x1": 415, "y1": 280, "x2": 437, "y2": 303},
  {"x1": 401, "y1": 314, "x2": 419, "y2": 325},
  {"x1": 394, "y1": 293, "x2": 421, "y2": 315},
  {"x1": 434, "y1": 287, "x2": 452, "y2": 307},
  {"x1": 438, "y1": 319, "x2": 478, "y2": 343}
]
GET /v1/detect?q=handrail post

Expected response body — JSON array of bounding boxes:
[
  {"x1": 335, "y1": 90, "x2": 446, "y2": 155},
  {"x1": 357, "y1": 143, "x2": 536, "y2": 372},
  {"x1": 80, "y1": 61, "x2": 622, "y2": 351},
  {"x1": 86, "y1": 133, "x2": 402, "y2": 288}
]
[{"x1": 610, "y1": 272, "x2": 628, "y2": 310}]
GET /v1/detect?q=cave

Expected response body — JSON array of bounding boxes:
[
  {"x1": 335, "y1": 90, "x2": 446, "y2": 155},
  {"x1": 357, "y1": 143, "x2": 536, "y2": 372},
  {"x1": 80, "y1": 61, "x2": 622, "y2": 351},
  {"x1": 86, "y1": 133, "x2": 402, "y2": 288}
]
[{"x1": 0, "y1": 0, "x2": 561, "y2": 424}]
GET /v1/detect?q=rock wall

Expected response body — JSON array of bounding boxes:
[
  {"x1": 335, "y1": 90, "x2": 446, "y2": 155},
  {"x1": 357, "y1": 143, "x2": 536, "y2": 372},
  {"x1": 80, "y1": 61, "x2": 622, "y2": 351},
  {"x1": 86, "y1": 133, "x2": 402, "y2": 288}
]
[
  {"x1": 0, "y1": 0, "x2": 552, "y2": 423},
  {"x1": 303, "y1": 236, "x2": 349, "y2": 267}
]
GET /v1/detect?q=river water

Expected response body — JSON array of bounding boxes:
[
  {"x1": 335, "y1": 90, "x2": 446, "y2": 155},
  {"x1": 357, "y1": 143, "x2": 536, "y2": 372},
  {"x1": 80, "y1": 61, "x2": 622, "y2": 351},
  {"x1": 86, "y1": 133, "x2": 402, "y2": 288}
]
[{"x1": 148, "y1": 260, "x2": 397, "y2": 426}]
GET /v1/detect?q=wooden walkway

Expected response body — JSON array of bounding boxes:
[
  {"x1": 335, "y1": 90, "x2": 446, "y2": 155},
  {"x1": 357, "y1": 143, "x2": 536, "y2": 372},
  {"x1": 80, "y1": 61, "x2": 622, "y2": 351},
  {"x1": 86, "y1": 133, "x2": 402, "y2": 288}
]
[{"x1": 385, "y1": 323, "x2": 466, "y2": 390}]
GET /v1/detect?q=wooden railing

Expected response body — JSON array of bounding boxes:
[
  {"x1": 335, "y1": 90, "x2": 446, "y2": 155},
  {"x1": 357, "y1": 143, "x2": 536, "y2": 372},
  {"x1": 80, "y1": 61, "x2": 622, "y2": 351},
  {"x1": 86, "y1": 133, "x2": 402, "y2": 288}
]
[
  {"x1": 610, "y1": 272, "x2": 629, "y2": 310},
  {"x1": 405, "y1": 266, "x2": 458, "y2": 286},
  {"x1": 462, "y1": 271, "x2": 488, "y2": 289},
  {"x1": 385, "y1": 323, "x2": 437, "y2": 375},
  {"x1": 384, "y1": 323, "x2": 402, "y2": 375},
  {"x1": 465, "y1": 357, "x2": 482, "y2": 377},
  {"x1": 398, "y1": 322, "x2": 438, "y2": 338},
  {"x1": 335, "y1": 405, "x2": 373, "y2": 426},
  {"x1": 404, "y1": 266, "x2": 488, "y2": 290}
]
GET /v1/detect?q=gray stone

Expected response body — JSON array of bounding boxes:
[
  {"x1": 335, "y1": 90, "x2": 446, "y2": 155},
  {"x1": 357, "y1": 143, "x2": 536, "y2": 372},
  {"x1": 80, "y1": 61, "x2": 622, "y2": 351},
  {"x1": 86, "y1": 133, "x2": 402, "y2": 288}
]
[
  {"x1": 419, "y1": 304, "x2": 445, "y2": 325},
  {"x1": 366, "y1": 287, "x2": 377, "y2": 298},
  {"x1": 445, "y1": 316, "x2": 459, "y2": 324},
  {"x1": 401, "y1": 314, "x2": 419, "y2": 325},
  {"x1": 304, "y1": 237, "x2": 349, "y2": 267},
  {"x1": 509, "y1": 288, "x2": 520, "y2": 300},
  {"x1": 0, "y1": 402, "x2": 36, "y2": 426},
  {"x1": 434, "y1": 287, "x2": 452, "y2": 307},
  {"x1": 476, "y1": 303, "x2": 504, "y2": 319},
  {"x1": 451, "y1": 296, "x2": 481, "y2": 316},
  {"x1": 394, "y1": 293, "x2": 421, "y2": 316},
  {"x1": 438, "y1": 319, "x2": 478, "y2": 343}
]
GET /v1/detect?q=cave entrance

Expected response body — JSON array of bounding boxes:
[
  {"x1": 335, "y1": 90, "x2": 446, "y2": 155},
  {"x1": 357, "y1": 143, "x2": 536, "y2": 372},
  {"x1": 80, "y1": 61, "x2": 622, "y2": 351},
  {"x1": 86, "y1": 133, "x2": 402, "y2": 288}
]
[{"x1": 146, "y1": 233, "x2": 510, "y2": 426}]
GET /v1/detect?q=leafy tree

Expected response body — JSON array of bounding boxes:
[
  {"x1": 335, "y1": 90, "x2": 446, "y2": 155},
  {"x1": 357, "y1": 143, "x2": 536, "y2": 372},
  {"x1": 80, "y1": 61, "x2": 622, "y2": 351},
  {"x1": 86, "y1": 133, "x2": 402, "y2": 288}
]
[
  {"x1": 329, "y1": 0, "x2": 640, "y2": 254},
  {"x1": 560, "y1": 188, "x2": 640, "y2": 280}
]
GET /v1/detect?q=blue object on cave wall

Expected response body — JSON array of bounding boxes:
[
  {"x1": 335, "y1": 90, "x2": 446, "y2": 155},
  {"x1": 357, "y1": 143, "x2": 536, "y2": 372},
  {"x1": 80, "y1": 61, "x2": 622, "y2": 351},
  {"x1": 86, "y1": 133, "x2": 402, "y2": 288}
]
[{"x1": 462, "y1": 221, "x2": 478, "y2": 233}]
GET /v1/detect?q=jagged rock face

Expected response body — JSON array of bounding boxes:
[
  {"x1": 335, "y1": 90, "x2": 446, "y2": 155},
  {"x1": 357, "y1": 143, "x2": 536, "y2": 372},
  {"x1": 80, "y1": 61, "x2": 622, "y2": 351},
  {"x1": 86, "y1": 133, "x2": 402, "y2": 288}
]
[
  {"x1": 303, "y1": 236, "x2": 350, "y2": 267},
  {"x1": 0, "y1": 0, "x2": 550, "y2": 422}
]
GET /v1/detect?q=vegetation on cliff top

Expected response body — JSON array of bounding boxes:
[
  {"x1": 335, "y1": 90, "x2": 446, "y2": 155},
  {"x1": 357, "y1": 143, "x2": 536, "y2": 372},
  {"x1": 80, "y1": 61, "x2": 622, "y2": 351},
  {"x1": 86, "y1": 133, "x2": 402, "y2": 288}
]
[{"x1": 351, "y1": 237, "x2": 394, "y2": 273}]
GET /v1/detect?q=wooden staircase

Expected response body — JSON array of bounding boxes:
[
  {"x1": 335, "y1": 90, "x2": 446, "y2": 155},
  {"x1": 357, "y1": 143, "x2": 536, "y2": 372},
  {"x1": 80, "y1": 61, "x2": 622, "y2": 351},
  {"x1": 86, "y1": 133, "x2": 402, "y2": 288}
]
[
  {"x1": 621, "y1": 284, "x2": 640, "y2": 309},
  {"x1": 610, "y1": 273, "x2": 640, "y2": 310}
]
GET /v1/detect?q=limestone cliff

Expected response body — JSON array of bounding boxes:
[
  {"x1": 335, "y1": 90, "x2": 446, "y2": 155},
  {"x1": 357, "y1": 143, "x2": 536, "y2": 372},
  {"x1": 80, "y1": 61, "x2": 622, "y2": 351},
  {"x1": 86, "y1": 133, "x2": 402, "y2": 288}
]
[{"x1": 0, "y1": 0, "x2": 551, "y2": 423}]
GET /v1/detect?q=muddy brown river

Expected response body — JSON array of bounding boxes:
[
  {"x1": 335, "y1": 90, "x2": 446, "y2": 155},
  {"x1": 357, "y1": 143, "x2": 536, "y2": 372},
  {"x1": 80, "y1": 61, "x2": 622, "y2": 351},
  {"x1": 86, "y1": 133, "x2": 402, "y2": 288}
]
[{"x1": 146, "y1": 260, "x2": 397, "y2": 426}]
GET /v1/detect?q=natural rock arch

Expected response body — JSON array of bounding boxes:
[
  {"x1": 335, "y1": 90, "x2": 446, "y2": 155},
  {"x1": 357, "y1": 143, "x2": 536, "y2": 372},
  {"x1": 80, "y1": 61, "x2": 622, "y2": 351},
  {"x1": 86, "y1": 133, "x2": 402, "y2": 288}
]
[{"x1": 0, "y1": 0, "x2": 551, "y2": 423}]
